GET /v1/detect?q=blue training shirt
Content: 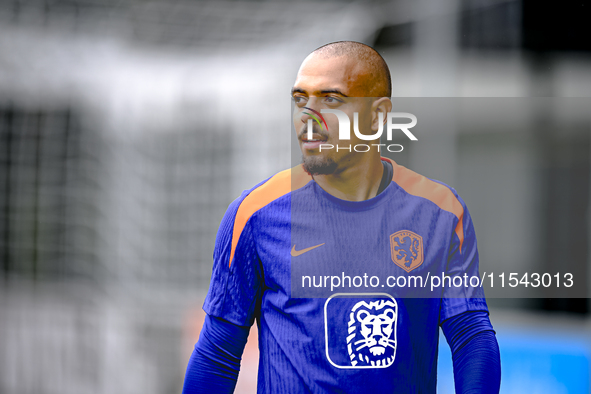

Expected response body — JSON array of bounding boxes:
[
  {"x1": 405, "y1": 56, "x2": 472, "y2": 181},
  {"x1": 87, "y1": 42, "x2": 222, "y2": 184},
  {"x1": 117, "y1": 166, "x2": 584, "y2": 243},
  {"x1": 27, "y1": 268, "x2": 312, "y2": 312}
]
[{"x1": 203, "y1": 157, "x2": 488, "y2": 393}]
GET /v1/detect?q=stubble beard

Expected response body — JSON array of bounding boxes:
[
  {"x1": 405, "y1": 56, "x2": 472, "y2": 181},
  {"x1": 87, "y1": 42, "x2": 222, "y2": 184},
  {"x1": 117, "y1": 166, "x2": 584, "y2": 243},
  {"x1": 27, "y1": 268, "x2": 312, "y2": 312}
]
[
  {"x1": 299, "y1": 123, "x2": 338, "y2": 175},
  {"x1": 301, "y1": 154, "x2": 338, "y2": 176}
]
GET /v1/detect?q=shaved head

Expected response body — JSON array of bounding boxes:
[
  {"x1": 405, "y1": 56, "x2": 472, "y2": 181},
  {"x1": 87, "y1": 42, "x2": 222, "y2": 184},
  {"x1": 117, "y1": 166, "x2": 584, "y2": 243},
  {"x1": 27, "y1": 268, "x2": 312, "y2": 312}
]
[
  {"x1": 292, "y1": 41, "x2": 393, "y2": 177},
  {"x1": 310, "y1": 41, "x2": 391, "y2": 97}
]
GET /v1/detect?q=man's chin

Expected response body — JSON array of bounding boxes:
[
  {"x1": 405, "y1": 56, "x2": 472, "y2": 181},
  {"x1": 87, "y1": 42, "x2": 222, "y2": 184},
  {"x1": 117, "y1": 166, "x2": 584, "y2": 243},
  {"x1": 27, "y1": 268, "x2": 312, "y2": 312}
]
[{"x1": 301, "y1": 155, "x2": 338, "y2": 176}]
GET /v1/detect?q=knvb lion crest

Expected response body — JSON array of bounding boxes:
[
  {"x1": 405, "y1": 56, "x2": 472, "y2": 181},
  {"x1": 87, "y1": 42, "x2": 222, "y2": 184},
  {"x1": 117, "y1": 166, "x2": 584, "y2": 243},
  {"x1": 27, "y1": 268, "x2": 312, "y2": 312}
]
[
  {"x1": 390, "y1": 230, "x2": 424, "y2": 272},
  {"x1": 346, "y1": 299, "x2": 398, "y2": 367}
]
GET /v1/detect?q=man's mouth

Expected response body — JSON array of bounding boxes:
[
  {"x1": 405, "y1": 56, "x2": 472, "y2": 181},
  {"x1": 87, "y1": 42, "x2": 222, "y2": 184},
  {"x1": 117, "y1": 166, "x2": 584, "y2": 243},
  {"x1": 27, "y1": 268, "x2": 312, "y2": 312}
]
[{"x1": 300, "y1": 133, "x2": 328, "y2": 150}]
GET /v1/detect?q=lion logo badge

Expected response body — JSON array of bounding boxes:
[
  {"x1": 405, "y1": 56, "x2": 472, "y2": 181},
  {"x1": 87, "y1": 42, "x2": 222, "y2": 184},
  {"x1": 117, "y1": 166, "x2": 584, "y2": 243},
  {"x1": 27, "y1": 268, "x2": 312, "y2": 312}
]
[
  {"x1": 346, "y1": 299, "x2": 398, "y2": 367},
  {"x1": 324, "y1": 294, "x2": 398, "y2": 369},
  {"x1": 390, "y1": 230, "x2": 424, "y2": 272}
]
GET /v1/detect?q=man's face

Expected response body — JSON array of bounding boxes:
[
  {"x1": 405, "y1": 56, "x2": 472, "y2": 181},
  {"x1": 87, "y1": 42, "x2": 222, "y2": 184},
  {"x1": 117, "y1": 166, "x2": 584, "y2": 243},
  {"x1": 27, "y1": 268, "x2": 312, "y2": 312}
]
[{"x1": 291, "y1": 54, "x2": 378, "y2": 175}]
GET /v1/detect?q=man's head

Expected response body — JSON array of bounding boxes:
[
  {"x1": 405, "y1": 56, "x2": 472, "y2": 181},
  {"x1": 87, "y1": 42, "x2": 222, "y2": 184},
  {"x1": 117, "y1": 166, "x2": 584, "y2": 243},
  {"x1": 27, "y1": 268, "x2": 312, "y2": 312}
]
[
  {"x1": 292, "y1": 41, "x2": 392, "y2": 175},
  {"x1": 310, "y1": 42, "x2": 392, "y2": 97}
]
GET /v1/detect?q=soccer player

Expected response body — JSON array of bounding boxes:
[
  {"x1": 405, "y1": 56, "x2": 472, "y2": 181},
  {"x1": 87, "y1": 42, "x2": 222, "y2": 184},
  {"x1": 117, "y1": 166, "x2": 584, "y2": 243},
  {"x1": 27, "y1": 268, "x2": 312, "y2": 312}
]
[{"x1": 182, "y1": 41, "x2": 501, "y2": 393}]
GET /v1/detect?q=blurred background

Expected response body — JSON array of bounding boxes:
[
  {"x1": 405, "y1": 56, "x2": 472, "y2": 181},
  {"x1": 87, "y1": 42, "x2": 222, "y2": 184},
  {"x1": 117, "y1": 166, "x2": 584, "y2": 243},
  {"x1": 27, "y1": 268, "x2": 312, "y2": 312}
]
[{"x1": 0, "y1": 0, "x2": 590, "y2": 393}]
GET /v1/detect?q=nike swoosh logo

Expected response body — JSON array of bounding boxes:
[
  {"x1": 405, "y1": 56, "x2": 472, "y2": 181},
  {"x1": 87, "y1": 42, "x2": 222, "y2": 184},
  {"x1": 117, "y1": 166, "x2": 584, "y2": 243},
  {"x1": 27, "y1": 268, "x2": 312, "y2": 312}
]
[{"x1": 291, "y1": 243, "x2": 325, "y2": 257}]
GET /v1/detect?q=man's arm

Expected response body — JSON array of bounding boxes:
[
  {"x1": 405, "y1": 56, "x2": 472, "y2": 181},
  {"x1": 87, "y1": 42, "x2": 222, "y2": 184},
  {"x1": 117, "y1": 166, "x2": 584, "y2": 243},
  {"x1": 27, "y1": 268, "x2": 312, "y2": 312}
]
[
  {"x1": 182, "y1": 315, "x2": 250, "y2": 394},
  {"x1": 438, "y1": 190, "x2": 501, "y2": 392},
  {"x1": 441, "y1": 311, "x2": 501, "y2": 394},
  {"x1": 183, "y1": 184, "x2": 266, "y2": 393}
]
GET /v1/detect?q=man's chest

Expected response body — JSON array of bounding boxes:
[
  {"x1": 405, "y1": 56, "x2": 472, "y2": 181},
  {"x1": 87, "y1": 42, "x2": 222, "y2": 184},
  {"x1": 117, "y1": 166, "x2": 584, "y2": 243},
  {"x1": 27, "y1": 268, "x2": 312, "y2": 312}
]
[{"x1": 254, "y1": 203, "x2": 454, "y2": 298}]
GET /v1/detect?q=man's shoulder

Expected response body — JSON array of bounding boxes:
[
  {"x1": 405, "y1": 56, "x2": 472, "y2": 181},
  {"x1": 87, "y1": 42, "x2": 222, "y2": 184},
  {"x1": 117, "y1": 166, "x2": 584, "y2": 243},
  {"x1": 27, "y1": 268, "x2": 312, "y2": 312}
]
[
  {"x1": 232, "y1": 164, "x2": 313, "y2": 215},
  {"x1": 225, "y1": 164, "x2": 312, "y2": 235},
  {"x1": 221, "y1": 165, "x2": 313, "y2": 267},
  {"x1": 387, "y1": 158, "x2": 465, "y2": 218},
  {"x1": 386, "y1": 158, "x2": 471, "y2": 251}
]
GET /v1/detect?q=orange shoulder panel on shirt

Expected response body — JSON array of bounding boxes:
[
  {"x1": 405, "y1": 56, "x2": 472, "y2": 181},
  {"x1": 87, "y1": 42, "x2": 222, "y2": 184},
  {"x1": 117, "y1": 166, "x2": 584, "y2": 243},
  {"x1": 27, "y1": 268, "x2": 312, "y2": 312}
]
[
  {"x1": 229, "y1": 164, "x2": 312, "y2": 267},
  {"x1": 383, "y1": 158, "x2": 465, "y2": 253}
]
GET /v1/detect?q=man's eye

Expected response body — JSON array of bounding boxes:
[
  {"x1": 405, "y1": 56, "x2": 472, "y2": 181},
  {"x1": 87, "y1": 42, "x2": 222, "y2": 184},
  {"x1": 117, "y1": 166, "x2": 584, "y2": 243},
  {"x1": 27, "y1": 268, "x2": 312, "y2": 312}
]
[
  {"x1": 324, "y1": 97, "x2": 342, "y2": 104},
  {"x1": 293, "y1": 96, "x2": 308, "y2": 105}
]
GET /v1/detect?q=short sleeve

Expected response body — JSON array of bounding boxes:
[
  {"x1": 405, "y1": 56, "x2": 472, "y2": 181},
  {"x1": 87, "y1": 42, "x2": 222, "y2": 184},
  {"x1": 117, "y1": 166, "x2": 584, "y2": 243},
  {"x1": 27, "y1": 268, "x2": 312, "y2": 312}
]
[
  {"x1": 203, "y1": 193, "x2": 264, "y2": 327},
  {"x1": 440, "y1": 193, "x2": 489, "y2": 323}
]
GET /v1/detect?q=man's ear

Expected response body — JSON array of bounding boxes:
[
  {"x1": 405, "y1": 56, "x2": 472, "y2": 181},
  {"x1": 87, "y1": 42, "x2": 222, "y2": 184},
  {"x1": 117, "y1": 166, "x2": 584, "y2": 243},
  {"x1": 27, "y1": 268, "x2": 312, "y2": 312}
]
[{"x1": 371, "y1": 98, "x2": 392, "y2": 132}]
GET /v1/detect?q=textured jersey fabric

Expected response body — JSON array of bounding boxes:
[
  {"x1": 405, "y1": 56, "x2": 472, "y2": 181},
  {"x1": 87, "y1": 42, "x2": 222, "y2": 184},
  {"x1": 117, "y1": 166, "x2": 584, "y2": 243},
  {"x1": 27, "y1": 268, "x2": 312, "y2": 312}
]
[
  {"x1": 203, "y1": 157, "x2": 489, "y2": 393},
  {"x1": 181, "y1": 311, "x2": 500, "y2": 394},
  {"x1": 182, "y1": 315, "x2": 250, "y2": 394},
  {"x1": 442, "y1": 311, "x2": 501, "y2": 393}
]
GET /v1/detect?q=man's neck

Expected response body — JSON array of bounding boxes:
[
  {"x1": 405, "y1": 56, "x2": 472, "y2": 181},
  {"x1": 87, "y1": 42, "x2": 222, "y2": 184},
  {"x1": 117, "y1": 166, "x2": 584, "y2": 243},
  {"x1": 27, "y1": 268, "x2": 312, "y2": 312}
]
[{"x1": 312, "y1": 155, "x2": 384, "y2": 202}]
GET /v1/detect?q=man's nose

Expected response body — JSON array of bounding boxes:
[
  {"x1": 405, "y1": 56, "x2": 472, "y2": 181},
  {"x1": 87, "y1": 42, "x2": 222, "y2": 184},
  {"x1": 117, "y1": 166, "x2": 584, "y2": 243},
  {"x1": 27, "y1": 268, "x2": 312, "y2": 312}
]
[
  {"x1": 300, "y1": 110, "x2": 313, "y2": 124},
  {"x1": 300, "y1": 98, "x2": 322, "y2": 123}
]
